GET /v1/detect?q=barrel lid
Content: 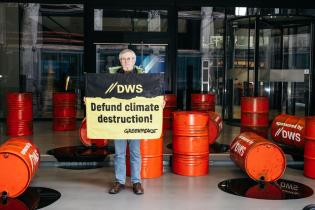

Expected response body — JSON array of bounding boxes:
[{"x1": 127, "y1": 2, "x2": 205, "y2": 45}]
[
  {"x1": 245, "y1": 143, "x2": 286, "y2": 182},
  {"x1": 0, "y1": 153, "x2": 30, "y2": 198}
]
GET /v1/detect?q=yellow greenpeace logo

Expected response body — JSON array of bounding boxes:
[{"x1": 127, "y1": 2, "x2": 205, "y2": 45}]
[{"x1": 105, "y1": 82, "x2": 143, "y2": 94}]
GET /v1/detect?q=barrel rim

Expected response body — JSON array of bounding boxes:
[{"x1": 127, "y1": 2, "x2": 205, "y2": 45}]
[
  {"x1": 244, "y1": 142, "x2": 286, "y2": 182},
  {"x1": 0, "y1": 151, "x2": 31, "y2": 197}
]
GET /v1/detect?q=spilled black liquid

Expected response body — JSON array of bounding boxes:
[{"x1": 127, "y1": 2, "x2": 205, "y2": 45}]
[
  {"x1": 218, "y1": 178, "x2": 313, "y2": 200},
  {"x1": 47, "y1": 145, "x2": 114, "y2": 169},
  {"x1": 0, "y1": 187, "x2": 60, "y2": 210}
]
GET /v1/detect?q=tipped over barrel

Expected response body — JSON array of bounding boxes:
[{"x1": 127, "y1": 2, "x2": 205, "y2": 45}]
[
  {"x1": 79, "y1": 118, "x2": 109, "y2": 147},
  {"x1": 271, "y1": 114, "x2": 305, "y2": 149},
  {"x1": 230, "y1": 132, "x2": 286, "y2": 182},
  {"x1": 0, "y1": 138, "x2": 40, "y2": 198}
]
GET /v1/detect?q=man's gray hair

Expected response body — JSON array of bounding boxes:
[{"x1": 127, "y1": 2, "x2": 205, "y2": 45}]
[{"x1": 119, "y1": 49, "x2": 136, "y2": 60}]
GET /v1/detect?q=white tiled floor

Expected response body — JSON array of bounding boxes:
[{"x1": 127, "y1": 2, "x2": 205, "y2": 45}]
[{"x1": 1, "y1": 121, "x2": 315, "y2": 210}]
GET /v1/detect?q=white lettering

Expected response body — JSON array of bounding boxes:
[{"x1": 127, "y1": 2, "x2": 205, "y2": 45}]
[{"x1": 21, "y1": 143, "x2": 32, "y2": 155}]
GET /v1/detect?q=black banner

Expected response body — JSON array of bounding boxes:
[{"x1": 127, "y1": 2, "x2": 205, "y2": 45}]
[{"x1": 85, "y1": 73, "x2": 164, "y2": 99}]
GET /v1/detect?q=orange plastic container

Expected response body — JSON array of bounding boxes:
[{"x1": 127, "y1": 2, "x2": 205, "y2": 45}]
[
  {"x1": 53, "y1": 92, "x2": 77, "y2": 131},
  {"x1": 172, "y1": 154, "x2": 209, "y2": 176},
  {"x1": 241, "y1": 97, "x2": 269, "y2": 127},
  {"x1": 230, "y1": 132, "x2": 286, "y2": 182},
  {"x1": 172, "y1": 136, "x2": 209, "y2": 155},
  {"x1": 271, "y1": 114, "x2": 305, "y2": 149},
  {"x1": 6, "y1": 92, "x2": 33, "y2": 136},
  {"x1": 126, "y1": 155, "x2": 163, "y2": 179},
  {"x1": 79, "y1": 118, "x2": 109, "y2": 147},
  {"x1": 304, "y1": 116, "x2": 315, "y2": 141},
  {"x1": 173, "y1": 111, "x2": 209, "y2": 136},
  {"x1": 0, "y1": 138, "x2": 40, "y2": 198},
  {"x1": 191, "y1": 93, "x2": 215, "y2": 112},
  {"x1": 208, "y1": 111, "x2": 223, "y2": 144}
]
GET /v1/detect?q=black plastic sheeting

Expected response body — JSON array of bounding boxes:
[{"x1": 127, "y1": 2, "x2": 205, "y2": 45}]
[{"x1": 218, "y1": 178, "x2": 313, "y2": 200}]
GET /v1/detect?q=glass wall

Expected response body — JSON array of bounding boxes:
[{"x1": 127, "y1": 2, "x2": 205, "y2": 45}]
[
  {"x1": 226, "y1": 9, "x2": 313, "y2": 122},
  {"x1": 0, "y1": 3, "x2": 19, "y2": 118},
  {"x1": 0, "y1": 3, "x2": 84, "y2": 119},
  {"x1": 177, "y1": 8, "x2": 225, "y2": 110},
  {"x1": 1, "y1": 4, "x2": 315, "y2": 121},
  {"x1": 96, "y1": 43, "x2": 167, "y2": 74},
  {"x1": 94, "y1": 9, "x2": 168, "y2": 32},
  {"x1": 176, "y1": 7, "x2": 314, "y2": 121}
]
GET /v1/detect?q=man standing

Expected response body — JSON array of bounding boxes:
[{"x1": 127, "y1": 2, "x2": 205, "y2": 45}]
[{"x1": 108, "y1": 49, "x2": 144, "y2": 195}]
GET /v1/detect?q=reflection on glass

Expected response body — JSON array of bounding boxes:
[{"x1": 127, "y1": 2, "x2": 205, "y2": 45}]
[
  {"x1": 19, "y1": 3, "x2": 84, "y2": 118},
  {"x1": 226, "y1": 12, "x2": 312, "y2": 122},
  {"x1": 96, "y1": 44, "x2": 167, "y2": 74},
  {"x1": 94, "y1": 9, "x2": 168, "y2": 32},
  {"x1": 0, "y1": 3, "x2": 20, "y2": 118}
]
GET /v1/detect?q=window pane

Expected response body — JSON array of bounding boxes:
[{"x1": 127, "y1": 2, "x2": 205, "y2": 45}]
[
  {"x1": 94, "y1": 9, "x2": 168, "y2": 32},
  {"x1": 19, "y1": 3, "x2": 84, "y2": 118}
]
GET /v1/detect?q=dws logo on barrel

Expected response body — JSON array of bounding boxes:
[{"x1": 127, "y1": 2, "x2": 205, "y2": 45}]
[{"x1": 274, "y1": 123, "x2": 302, "y2": 142}]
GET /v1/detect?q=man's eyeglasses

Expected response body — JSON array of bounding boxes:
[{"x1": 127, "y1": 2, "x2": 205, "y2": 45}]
[{"x1": 120, "y1": 57, "x2": 135, "y2": 62}]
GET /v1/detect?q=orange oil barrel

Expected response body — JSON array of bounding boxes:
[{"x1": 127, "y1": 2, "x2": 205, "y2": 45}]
[
  {"x1": 230, "y1": 132, "x2": 286, "y2": 182},
  {"x1": 271, "y1": 114, "x2": 305, "y2": 149},
  {"x1": 173, "y1": 111, "x2": 209, "y2": 136},
  {"x1": 191, "y1": 93, "x2": 215, "y2": 112},
  {"x1": 304, "y1": 116, "x2": 315, "y2": 141},
  {"x1": 140, "y1": 138, "x2": 163, "y2": 157},
  {"x1": 163, "y1": 94, "x2": 177, "y2": 130},
  {"x1": 0, "y1": 138, "x2": 40, "y2": 198},
  {"x1": 208, "y1": 111, "x2": 223, "y2": 144},
  {"x1": 79, "y1": 118, "x2": 109, "y2": 147},
  {"x1": 172, "y1": 136, "x2": 209, "y2": 155},
  {"x1": 241, "y1": 97, "x2": 269, "y2": 127},
  {"x1": 304, "y1": 140, "x2": 315, "y2": 179},
  {"x1": 126, "y1": 155, "x2": 163, "y2": 179},
  {"x1": 53, "y1": 92, "x2": 76, "y2": 131},
  {"x1": 6, "y1": 92, "x2": 33, "y2": 136},
  {"x1": 127, "y1": 137, "x2": 163, "y2": 179},
  {"x1": 172, "y1": 154, "x2": 209, "y2": 176}
]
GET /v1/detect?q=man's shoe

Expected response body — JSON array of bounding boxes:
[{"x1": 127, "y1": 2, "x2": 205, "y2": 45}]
[
  {"x1": 108, "y1": 182, "x2": 125, "y2": 194},
  {"x1": 133, "y1": 182, "x2": 144, "y2": 195}
]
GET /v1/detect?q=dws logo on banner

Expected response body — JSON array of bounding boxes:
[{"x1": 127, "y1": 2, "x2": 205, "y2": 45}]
[{"x1": 105, "y1": 82, "x2": 143, "y2": 94}]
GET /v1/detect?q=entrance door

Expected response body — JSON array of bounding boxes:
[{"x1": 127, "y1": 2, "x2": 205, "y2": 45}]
[{"x1": 225, "y1": 15, "x2": 312, "y2": 124}]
